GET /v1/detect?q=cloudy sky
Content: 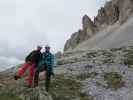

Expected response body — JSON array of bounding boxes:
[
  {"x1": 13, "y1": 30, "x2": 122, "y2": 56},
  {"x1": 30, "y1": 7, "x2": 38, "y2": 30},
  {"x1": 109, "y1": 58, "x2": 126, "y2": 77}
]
[{"x1": 0, "y1": 0, "x2": 108, "y2": 71}]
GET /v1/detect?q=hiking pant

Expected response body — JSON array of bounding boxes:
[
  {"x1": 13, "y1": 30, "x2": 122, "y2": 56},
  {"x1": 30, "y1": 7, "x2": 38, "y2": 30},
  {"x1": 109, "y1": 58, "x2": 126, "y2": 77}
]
[
  {"x1": 17, "y1": 61, "x2": 36, "y2": 86},
  {"x1": 34, "y1": 65, "x2": 46, "y2": 87},
  {"x1": 45, "y1": 71, "x2": 52, "y2": 92},
  {"x1": 34, "y1": 65, "x2": 52, "y2": 92}
]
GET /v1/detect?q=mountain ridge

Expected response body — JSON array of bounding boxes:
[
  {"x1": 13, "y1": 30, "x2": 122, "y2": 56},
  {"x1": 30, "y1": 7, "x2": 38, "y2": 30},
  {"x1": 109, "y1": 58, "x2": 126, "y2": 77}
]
[{"x1": 64, "y1": 0, "x2": 133, "y2": 51}]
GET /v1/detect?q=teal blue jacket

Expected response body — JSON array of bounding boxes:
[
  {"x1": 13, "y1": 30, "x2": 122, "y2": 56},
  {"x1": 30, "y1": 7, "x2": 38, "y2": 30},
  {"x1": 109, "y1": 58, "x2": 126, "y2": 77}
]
[{"x1": 39, "y1": 51, "x2": 54, "y2": 72}]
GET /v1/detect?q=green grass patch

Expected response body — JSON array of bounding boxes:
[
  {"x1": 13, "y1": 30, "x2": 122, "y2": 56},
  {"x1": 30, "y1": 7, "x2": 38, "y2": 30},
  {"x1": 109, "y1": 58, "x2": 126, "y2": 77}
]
[
  {"x1": 49, "y1": 75, "x2": 92, "y2": 100},
  {"x1": 76, "y1": 72, "x2": 97, "y2": 81},
  {"x1": 104, "y1": 72, "x2": 124, "y2": 90},
  {"x1": 0, "y1": 88, "x2": 21, "y2": 100},
  {"x1": 124, "y1": 48, "x2": 133, "y2": 65}
]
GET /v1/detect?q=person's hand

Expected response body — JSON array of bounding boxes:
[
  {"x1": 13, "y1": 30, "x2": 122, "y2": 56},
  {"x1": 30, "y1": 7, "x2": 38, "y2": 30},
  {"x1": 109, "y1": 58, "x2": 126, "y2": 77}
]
[{"x1": 51, "y1": 72, "x2": 55, "y2": 77}]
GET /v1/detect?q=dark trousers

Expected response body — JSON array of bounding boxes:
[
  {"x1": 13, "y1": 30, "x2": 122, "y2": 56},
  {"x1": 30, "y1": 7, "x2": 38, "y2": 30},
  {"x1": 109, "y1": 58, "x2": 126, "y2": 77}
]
[
  {"x1": 34, "y1": 65, "x2": 52, "y2": 92},
  {"x1": 45, "y1": 71, "x2": 52, "y2": 92}
]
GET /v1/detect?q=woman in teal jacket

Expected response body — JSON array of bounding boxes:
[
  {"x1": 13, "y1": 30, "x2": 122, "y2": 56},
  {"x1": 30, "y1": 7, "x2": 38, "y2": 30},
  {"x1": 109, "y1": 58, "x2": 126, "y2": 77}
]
[{"x1": 34, "y1": 45, "x2": 55, "y2": 92}]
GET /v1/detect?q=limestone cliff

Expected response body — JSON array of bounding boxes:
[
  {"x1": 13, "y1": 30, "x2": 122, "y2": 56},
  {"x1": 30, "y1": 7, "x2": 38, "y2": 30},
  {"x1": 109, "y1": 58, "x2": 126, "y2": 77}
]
[
  {"x1": 64, "y1": 15, "x2": 96, "y2": 51},
  {"x1": 64, "y1": 0, "x2": 133, "y2": 51}
]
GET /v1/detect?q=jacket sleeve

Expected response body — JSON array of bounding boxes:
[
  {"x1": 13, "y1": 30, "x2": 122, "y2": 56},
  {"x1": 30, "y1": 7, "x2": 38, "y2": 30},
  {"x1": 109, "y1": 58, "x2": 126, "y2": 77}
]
[
  {"x1": 51, "y1": 54, "x2": 55, "y2": 66},
  {"x1": 52, "y1": 55, "x2": 57, "y2": 67},
  {"x1": 25, "y1": 51, "x2": 33, "y2": 62},
  {"x1": 49, "y1": 54, "x2": 55, "y2": 73},
  {"x1": 39, "y1": 53, "x2": 42, "y2": 63},
  {"x1": 47, "y1": 54, "x2": 54, "y2": 66}
]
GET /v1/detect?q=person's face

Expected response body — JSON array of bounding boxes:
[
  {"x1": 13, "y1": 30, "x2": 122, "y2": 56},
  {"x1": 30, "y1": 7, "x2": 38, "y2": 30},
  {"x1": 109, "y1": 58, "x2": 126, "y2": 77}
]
[
  {"x1": 45, "y1": 47, "x2": 50, "y2": 52},
  {"x1": 37, "y1": 47, "x2": 42, "y2": 51}
]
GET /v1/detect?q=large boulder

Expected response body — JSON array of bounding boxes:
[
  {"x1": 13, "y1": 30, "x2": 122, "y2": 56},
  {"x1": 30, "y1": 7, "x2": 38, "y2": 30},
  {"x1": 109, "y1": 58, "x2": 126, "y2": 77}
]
[{"x1": 55, "y1": 51, "x2": 62, "y2": 59}]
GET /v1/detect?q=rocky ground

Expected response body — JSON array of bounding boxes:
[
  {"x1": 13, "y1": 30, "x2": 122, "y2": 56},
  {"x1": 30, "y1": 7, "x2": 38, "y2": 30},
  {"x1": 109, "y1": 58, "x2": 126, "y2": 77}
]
[
  {"x1": 0, "y1": 46, "x2": 133, "y2": 100},
  {"x1": 1, "y1": 0, "x2": 133, "y2": 99},
  {"x1": 56, "y1": 46, "x2": 133, "y2": 100}
]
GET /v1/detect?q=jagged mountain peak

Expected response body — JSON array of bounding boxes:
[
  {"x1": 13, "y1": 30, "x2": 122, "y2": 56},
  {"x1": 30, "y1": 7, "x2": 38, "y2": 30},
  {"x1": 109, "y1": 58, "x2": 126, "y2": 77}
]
[{"x1": 64, "y1": 0, "x2": 133, "y2": 52}]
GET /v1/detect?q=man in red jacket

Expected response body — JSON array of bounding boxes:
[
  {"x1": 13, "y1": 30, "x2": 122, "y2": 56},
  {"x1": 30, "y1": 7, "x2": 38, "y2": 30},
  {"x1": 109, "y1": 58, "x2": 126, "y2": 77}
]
[{"x1": 14, "y1": 46, "x2": 42, "y2": 87}]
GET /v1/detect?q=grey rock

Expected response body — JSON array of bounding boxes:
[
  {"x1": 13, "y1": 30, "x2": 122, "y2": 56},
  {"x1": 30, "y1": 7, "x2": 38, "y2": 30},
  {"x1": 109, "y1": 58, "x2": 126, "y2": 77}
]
[
  {"x1": 94, "y1": 1, "x2": 119, "y2": 28},
  {"x1": 64, "y1": 15, "x2": 95, "y2": 51},
  {"x1": 64, "y1": 0, "x2": 133, "y2": 52},
  {"x1": 93, "y1": 0, "x2": 133, "y2": 28},
  {"x1": 82, "y1": 15, "x2": 95, "y2": 35},
  {"x1": 20, "y1": 87, "x2": 53, "y2": 100},
  {"x1": 57, "y1": 46, "x2": 133, "y2": 100},
  {"x1": 113, "y1": 0, "x2": 133, "y2": 24},
  {"x1": 55, "y1": 51, "x2": 62, "y2": 59}
]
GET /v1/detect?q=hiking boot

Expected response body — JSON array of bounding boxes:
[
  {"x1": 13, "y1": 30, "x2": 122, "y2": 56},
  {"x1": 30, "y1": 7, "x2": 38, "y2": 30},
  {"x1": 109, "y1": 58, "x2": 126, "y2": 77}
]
[{"x1": 14, "y1": 75, "x2": 20, "y2": 80}]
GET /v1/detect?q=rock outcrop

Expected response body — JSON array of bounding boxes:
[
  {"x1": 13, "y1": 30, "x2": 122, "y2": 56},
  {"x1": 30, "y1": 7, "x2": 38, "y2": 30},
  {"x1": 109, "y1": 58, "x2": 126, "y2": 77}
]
[
  {"x1": 94, "y1": 0, "x2": 133, "y2": 27},
  {"x1": 64, "y1": 15, "x2": 95, "y2": 51},
  {"x1": 20, "y1": 87, "x2": 53, "y2": 100},
  {"x1": 55, "y1": 51, "x2": 62, "y2": 59},
  {"x1": 82, "y1": 15, "x2": 95, "y2": 34},
  {"x1": 64, "y1": 0, "x2": 133, "y2": 51},
  {"x1": 94, "y1": 1, "x2": 119, "y2": 29},
  {"x1": 114, "y1": 0, "x2": 133, "y2": 24}
]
